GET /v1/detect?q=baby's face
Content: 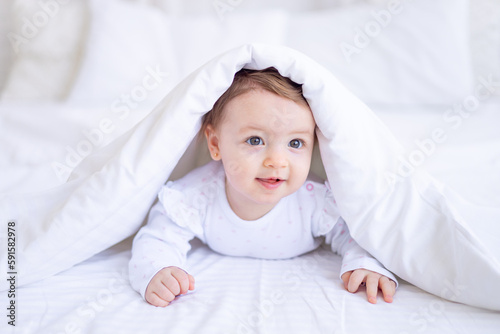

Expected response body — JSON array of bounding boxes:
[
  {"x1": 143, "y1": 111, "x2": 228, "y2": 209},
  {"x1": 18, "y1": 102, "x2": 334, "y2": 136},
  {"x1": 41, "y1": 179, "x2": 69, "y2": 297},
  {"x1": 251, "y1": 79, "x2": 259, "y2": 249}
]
[{"x1": 206, "y1": 89, "x2": 316, "y2": 220}]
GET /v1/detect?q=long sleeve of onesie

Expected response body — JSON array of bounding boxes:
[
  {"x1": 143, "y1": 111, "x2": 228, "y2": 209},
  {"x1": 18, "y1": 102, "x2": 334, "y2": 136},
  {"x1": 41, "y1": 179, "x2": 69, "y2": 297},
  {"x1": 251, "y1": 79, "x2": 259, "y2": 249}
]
[
  {"x1": 129, "y1": 198, "x2": 200, "y2": 299},
  {"x1": 129, "y1": 162, "x2": 221, "y2": 299}
]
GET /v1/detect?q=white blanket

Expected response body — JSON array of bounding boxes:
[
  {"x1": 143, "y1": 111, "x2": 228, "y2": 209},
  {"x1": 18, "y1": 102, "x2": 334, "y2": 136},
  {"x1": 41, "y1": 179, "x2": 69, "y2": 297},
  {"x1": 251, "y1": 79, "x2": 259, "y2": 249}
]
[{"x1": 1, "y1": 43, "x2": 499, "y2": 311}]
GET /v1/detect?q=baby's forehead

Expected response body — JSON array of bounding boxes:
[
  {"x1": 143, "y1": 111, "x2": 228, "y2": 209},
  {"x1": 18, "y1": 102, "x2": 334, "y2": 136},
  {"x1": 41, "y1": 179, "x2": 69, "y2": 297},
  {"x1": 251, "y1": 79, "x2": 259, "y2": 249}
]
[
  {"x1": 226, "y1": 88, "x2": 310, "y2": 111},
  {"x1": 223, "y1": 90, "x2": 315, "y2": 132}
]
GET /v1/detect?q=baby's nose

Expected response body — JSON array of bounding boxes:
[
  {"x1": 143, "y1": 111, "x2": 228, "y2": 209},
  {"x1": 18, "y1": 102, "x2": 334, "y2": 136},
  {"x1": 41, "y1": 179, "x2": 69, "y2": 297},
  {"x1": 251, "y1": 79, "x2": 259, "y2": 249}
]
[{"x1": 263, "y1": 150, "x2": 288, "y2": 168}]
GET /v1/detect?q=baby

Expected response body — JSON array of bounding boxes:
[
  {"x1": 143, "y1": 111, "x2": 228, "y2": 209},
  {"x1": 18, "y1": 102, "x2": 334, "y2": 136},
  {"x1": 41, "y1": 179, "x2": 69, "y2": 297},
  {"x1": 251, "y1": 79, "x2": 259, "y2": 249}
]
[{"x1": 129, "y1": 67, "x2": 397, "y2": 307}]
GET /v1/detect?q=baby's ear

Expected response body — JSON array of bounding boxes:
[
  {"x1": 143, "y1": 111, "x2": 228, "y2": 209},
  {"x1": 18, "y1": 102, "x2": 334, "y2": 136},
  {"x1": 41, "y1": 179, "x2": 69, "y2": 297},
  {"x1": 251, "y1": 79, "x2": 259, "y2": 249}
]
[{"x1": 205, "y1": 124, "x2": 221, "y2": 160}]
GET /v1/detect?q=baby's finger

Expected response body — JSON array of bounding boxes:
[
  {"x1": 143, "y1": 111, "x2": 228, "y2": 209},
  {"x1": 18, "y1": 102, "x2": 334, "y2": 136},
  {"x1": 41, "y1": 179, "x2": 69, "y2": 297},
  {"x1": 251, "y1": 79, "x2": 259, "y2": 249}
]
[
  {"x1": 366, "y1": 274, "x2": 379, "y2": 304},
  {"x1": 379, "y1": 277, "x2": 396, "y2": 303},
  {"x1": 188, "y1": 274, "x2": 196, "y2": 291},
  {"x1": 162, "y1": 272, "x2": 182, "y2": 296},
  {"x1": 145, "y1": 279, "x2": 175, "y2": 306},
  {"x1": 341, "y1": 271, "x2": 352, "y2": 290},
  {"x1": 156, "y1": 280, "x2": 177, "y2": 302},
  {"x1": 146, "y1": 292, "x2": 171, "y2": 307},
  {"x1": 146, "y1": 278, "x2": 174, "y2": 304},
  {"x1": 160, "y1": 289, "x2": 177, "y2": 303},
  {"x1": 346, "y1": 270, "x2": 365, "y2": 293},
  {"x1": 171, "y1": 268, "x2": 191, "y2": 295}
]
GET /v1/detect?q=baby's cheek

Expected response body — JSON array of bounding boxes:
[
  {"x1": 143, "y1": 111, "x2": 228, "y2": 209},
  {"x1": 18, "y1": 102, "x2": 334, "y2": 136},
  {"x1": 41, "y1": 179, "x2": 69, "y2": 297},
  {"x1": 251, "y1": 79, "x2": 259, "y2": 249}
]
[
  {"x1": 223, "y1": 159, "x2": 247, "y2": 178},
  {"x1": 291, "y1": 164, "x2": 312, "y2": 189},
  {"x1": 294, "y1": 155, "x2": 312, "y2": 176}
]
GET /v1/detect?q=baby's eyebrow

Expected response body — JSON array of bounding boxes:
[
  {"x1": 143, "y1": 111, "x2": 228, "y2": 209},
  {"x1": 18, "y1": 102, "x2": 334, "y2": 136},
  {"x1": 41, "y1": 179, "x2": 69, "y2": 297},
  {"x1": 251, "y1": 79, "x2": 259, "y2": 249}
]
[
  {"x1": 240, "y1": 125, "x2": 264, "y2": 132},
  {"x1": 285, "y1": 127, "x2": 316, "y2": 138},
  {"x1": 239, "y1": 123, "x2": 314, "y2": 137},
  {"x1": 290, "y1": 129, "x2": 314, "y2": 135}
]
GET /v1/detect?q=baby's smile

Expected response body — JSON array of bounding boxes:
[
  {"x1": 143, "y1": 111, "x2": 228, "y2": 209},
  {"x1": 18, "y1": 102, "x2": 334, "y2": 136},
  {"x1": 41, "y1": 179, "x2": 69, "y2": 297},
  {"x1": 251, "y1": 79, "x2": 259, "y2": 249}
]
[{"x1": 256, "y1": 177, "x2": 286, "y2": 190}]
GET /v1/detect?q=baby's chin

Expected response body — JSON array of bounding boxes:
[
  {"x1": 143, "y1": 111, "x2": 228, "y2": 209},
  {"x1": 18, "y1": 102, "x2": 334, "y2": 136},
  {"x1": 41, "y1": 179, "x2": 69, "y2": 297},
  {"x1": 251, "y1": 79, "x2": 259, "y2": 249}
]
[{"x1": 255, "y1": 183, "x2": 300, "y2": 203}]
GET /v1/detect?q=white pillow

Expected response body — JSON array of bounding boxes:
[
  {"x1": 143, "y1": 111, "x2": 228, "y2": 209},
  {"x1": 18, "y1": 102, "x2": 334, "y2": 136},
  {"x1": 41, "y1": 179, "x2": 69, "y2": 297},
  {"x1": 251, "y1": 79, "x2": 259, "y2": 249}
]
[
  {"x1": 67, "y1": 0, "x2": 177, "y2": 108},
  {"x1": 1, "y1": 0, "x2": 88, "y2": 100},
  {"x1": 2, "y1": 44, "x2": 499, "y2": 312},
  {"x1": 285, "y1": 0, "x2": 473, "y2": 104},
  {"x1": 67, "y1": 0, "x2": 472, "y2": 106},
  {"x1": 165, "y1": 10, "x2": 289, "y2": 87},
  {"x1": 68, "y1": 3, "x2": 289, "y2": 106}
]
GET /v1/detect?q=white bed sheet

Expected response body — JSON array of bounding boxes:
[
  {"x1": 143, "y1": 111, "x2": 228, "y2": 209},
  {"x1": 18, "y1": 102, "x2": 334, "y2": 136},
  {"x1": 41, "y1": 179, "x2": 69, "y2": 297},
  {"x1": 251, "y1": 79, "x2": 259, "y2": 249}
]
[
  {"x1": 2, "y1": 100, "x2": 499, "y2": 334},
  {"x1": 10, "y1": 236, "x2": 500, "y2": 334}
]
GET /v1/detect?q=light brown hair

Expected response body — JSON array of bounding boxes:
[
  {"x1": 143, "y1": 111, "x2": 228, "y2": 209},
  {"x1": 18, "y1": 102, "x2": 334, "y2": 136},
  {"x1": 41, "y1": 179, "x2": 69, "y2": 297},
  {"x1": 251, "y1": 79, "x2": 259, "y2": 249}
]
[{"x1": 201, "y1": 67, "x2": 309, "y2": 134}]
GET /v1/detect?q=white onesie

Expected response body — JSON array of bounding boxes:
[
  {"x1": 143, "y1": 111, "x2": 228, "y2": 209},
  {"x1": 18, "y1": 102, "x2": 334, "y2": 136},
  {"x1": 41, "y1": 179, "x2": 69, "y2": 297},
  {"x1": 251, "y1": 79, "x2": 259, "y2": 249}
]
[{"x1": 129, "y1": 160, "x2": 397, "y2": 298}]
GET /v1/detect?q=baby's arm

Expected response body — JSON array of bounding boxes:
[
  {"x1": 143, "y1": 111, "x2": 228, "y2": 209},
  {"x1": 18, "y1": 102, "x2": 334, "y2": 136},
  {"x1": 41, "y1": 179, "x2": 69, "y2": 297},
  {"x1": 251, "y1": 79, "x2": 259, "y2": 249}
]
[
  {"x1": 145, "y1": 266, "x2": 195, "y2": 307},
  {"x1": 129, "y1": 201, "x2": 197, "y2": 304},
  {"x1": 326, "y1": 218, "x2": 398, "y2": 304}
]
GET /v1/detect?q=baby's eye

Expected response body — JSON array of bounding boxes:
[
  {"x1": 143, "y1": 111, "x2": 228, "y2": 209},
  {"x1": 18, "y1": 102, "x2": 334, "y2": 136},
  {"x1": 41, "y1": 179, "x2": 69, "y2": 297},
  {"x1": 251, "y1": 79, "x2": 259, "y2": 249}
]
[
  {"x1": 289, "y1": 139, "x2": 303, "y2": 149},
  {"x1": 246, "y1": 137, "x2": 264, "y2": 146}
]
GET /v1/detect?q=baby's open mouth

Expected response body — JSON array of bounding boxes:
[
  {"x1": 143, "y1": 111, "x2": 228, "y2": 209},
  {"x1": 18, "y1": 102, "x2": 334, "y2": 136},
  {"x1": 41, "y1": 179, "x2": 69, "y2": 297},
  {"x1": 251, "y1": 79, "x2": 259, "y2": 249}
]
[
  {"x1": 256, "y1": 178, "x2": 285, "y2": 189},
  {"x1": 258, "y1": 178, "x2": 282, "y2": 183}
]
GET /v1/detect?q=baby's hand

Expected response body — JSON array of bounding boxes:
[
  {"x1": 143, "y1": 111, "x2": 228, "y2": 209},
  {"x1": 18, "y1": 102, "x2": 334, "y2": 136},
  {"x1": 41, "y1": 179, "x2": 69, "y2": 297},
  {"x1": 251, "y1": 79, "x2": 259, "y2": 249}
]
[
  {"x1": 145, "y1": 266, "x2": 195, "y2": 307},
  {"x1": 341, "y1": 269, "x2": 395, "y2": 304}
]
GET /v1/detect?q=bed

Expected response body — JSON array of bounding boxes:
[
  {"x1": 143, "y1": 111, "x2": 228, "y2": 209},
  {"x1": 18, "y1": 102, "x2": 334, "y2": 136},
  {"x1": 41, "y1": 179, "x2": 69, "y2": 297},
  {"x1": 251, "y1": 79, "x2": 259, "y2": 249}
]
[{"x1": 1, "y1": 0, "x2": 500, "y2": 333}]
